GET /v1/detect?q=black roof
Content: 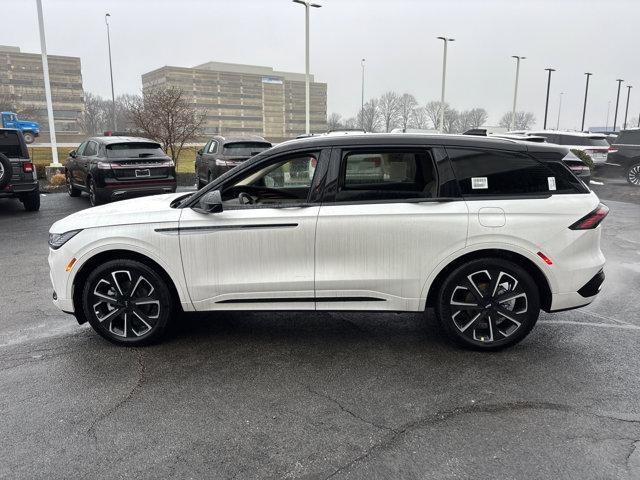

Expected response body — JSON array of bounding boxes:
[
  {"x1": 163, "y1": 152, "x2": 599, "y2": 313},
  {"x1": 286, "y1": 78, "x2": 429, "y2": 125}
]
[{"x1": 270, "y1": 133, "x2": 568, "y2": 155}]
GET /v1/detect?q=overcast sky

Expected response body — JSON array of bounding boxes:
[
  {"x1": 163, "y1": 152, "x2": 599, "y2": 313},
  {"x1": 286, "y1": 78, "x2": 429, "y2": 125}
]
[{"x1": 2, "y1": 0, "x2": 639, "y2": 129}]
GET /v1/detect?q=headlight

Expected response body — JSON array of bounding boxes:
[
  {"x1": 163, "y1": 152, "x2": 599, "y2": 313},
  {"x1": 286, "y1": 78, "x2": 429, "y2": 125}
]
[
  {"x1": 97, "y1": 161, "x2": 114, "y2": 169},
  {"x1": 48, "y1": 230, "x2": 82, "y2": 250},
  {"x1": 215, "y1": 159, "x2": 229, "y2": 166}
]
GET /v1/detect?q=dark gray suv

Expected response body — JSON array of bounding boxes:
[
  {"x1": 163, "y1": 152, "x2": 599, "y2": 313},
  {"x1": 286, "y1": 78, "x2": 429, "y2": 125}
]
[
  {"x1": 195, "y1": 135, "x2": 271, "y2": 189},
  {"x1": 0, "y1": 128, "x2": 40, "y2": 211}
]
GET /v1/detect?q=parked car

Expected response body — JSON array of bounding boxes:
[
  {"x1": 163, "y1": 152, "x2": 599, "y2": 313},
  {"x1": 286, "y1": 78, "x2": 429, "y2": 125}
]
[
  {"x1": 65, "y1": 136, "x2": 176, "y2": 207},
  {"x1": 195, "y1": 135, "x2": 271, "y2": 188},
  {"x1": 0, "y1": 112, "x2": 40, "y2": 144},
  {"x1": 464, "y1": 130, "x2": 592, "y2": 185},
  {"x1": 605, "y1": 128, "x2": 640, "y2": 186},
  {"x1": 49, "y1": 134, "x2": 607, "y2": 350},
  {"x1": 522, "y1": 131, "x2": 610, "y2": 166},
  {"x1": 0, "y1": 128, "x2": 40, "y2": 211}
]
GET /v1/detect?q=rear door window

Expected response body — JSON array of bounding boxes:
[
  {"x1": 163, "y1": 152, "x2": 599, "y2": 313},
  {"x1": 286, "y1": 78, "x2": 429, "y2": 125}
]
[
  {"x1": 336, "y1": 149, "x2": 439, "y2": 202},
  {"x1": 447, "y1": 148, "x2": 572, "y2": 196}
]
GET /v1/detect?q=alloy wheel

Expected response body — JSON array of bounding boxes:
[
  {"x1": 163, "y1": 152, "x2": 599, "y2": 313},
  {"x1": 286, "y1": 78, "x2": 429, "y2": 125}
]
[
  {"x1": 448, "y1": 269, "x2": 528, "y2": 344},
  {"x1": 90, "y1": 269, "x2": 161, "y2": 338},
  {"x1": 628, "y1": 165, "x2": 640, "y2": 186}
]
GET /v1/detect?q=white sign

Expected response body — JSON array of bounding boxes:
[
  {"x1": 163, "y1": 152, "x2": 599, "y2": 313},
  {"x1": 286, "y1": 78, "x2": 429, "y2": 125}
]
[
  {"x1": 548, "y1": 177, "x2": 556, "y2": 191},
  {"x1": 471, "y1": 177, "x2": 488, "y2": 189}
]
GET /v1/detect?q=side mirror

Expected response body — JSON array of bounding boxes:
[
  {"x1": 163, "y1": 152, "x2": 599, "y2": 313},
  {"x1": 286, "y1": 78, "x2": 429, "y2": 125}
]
[
  {"x1": 194, "y1": 190, "x2": 223, "y2": 214},
  {"x1": 69, "y1": 150, "x2": 76, "y2": 158},
  {"x1": 197, "y1": 148, "x2": 203, "y2": 155}
]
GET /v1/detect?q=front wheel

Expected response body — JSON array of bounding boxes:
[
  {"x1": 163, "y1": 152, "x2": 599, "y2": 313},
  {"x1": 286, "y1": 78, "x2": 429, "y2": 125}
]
[
  {"x1": 435, "y1": 258, "x2": 540, "y2": 350},
  {"x1": 626, "y1": 163, "x2": 640, "y2": 186},
  {"x1": 82, "y1": 259, "x2": 174, "y2": 346},
  {"x1": 67, "y1": 172, "x2": 81, "y2": 197}
]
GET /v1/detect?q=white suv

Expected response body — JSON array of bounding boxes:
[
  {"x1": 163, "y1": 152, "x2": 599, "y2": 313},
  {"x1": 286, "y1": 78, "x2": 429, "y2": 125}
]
[
  {"x1": 48, "y1": 134, "x2": 607, "y2": 350},
  {"x1": 522, "y1": 131, "x2": 610, "y2": 165}
]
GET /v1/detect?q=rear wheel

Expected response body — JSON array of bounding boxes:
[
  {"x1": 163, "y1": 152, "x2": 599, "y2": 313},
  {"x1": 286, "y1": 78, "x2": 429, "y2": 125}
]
[
  {"x1": 21, "y1": 190, "x2": 41, "y2": 212},
  {"x1": 89, "y1": 178, "x2": 106, "y2": 206},
  {"x1": 23, "y1": 132, "x2": 35, "y2": 144},
  {"x1": 626, "y1": 163, "x2": 640, "y2": 186},
  {"x1": 82, "y1": 259, "x2": 174, "y2": 346},
  {"x1": 435, "y1": 258, "x2": 540, "y2": 350}
]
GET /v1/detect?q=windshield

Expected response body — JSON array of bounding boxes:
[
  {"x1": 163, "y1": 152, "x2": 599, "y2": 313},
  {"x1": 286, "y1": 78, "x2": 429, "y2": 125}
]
[
  {"x1": 105, "y1": 142, "x2": 165, "y2": 158},
  {"x1": 222, "y1": 142, "x2": 271, "y2": 156}
]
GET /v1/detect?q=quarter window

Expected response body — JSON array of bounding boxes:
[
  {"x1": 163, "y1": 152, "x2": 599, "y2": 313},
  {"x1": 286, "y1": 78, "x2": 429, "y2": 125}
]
[
  {"x1": 208, "y1": 140, "x2": 217, "y2": 153},
  {"x1": 84, "y1": 141, "x2": 98, "y2": 156},
  {"x1": 336, "y1": 150, "x2": 438, "y2": 202},
  {"x1": 447, "y1": 148, "x2": 560, "y2": 196}
]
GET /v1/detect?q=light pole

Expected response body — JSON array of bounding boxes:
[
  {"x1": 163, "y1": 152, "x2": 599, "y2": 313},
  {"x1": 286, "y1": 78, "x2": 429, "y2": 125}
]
[
  {"x1": 556, "y1": 92, "x2": 563, "y2": 130},
  {"x1": 606, "y1": 101, "x2": 611, "y2": 131},
  {"x1": 510, "y1": 55, "x2": 526, "y2": 131},
  {"x1": 293, "y1": 0, "x2": 321, "y2": 135},
  {"x1": 543, "y1": 68, "x2": 555, "y2": 130},
  {"x1": 105, "y1": 13, "x2": 116, "y2": 131},
  {"x1": 613, "y1": 78, "x2": 624, "y2": 132},
  {"x1": 360, "y1": 58, "x2": 365, "y2": 130},
  {"x1": 581, "y1": 72, "x2": 592, "y2": 132},
  {"x1": 437, "y1": 36, "x2": 454, "y2": 133},
  {"x1": 35, "y1": 0, "x2": 59, "y2": 170},
  {"x1": 623, "y1": 85, "x2": 632, "y2": 130}
]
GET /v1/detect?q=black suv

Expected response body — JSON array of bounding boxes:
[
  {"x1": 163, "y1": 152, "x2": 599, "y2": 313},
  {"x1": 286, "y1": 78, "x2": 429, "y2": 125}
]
[
  {"x1": 605, "y1": 129, "x2": 640, "y2": 186},
  {"x1": 0, "y1": 128, "x2": 40, "y2": 211},
  {"x1": 65, "y1": 136, "x2": 177, "y2": 206},
  {"x1": 195, "y1": 135, "x2": 272, "y2": 189}
]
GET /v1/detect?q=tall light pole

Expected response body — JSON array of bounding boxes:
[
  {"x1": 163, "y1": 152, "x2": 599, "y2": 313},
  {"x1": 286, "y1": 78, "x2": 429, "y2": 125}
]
[
  {"x1": 606, "y1": 101, "x2": 611, "y2": 131},
  {"x1": 543, "y1": 68, "x2": 555, "y2": 130},
  {"x1": 556, "y1": 92, "x2": 564, "y2": 130},
  {"x1": 510, "y1": 55, "x2": 526, "y2": 130},
  {"x1": 293, "y1": 0, "x2": 321, "y2": 135},
  {"x1": 360, "y1": 58, "x2": 365, "y2": 130},
  {"x1": 35, "y1": 0, "x2": 58, "y2": 169},
  {"x1": 623, "y1": 85, "x2": 632, "y2": 130},
  {"x1": 105, "y1": 13, "x2": 116, "y2": 131},
  {"x1": 437, "y1": 36, "x2": 454, "y2": 133},
  {"x1": 581, "y1": 72, "x2": 592, "y2": 132},
  {"x1": 613, "y1": 78, "x2": 624, "y2": 132}
]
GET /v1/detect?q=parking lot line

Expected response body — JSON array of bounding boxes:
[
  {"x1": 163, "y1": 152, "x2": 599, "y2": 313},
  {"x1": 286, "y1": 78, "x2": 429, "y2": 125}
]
[{"x1": 540, "y1": 320, "x2": 640, "y2": 330}]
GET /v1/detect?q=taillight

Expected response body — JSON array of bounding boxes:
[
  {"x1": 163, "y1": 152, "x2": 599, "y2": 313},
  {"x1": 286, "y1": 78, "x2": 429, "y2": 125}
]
[
  {"x1": 569, "y1": 203, "x2": 609, "y2": 230},
  {"x1": 608, "y1": 147, "x2": 618, "y2": 154},
  {"x1": 22, "y1": 162, "x2": 34, "y2": 173}
]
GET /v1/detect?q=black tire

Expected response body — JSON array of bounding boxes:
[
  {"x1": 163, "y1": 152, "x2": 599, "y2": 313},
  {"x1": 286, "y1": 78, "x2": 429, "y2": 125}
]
[
  {"x1": 89, "y1": 178, "x2": 106, "y2": 206},
  {"x1": 21, "y1": 189, "x2": 41, "y2": 212},
  {"x1": 626, "y1": 163, "x2": 640, "y2": 187},
  {"x1": 82, "y1": 259, "x2": 174, "y2": 346},
  {"x1": 435, "y1": 258, "x2": 540, "y2": 351},
  {"x1": 0, "y1": 153, "x2": 11, "y2": 189},
  {"x1": 66, "y1": 171, "x2": 81, "y2": 197},
  {"x1": 23, "y1": 132, "x2": 35, "y2": 144}
]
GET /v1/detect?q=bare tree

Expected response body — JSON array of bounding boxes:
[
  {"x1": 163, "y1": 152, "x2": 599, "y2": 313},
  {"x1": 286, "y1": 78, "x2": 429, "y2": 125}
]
[
  {"x1": 127, "y1": 86, "x2": 206, "y2": 161},
  {"x1": 397, "y1": 93, "x2": 418, "y2": 131},
  {"x1": 0, "y1": 92, "x2": 38, "y2": 119},
  {"x1": 424, "y1": 100, "x2": 447, "y2": 129},
  {"x1": 378, "y1": 91, "x2": 401, "y2": 132},
  {"x1": 443, "y1": 107, "x2": 460, "y2": 133},
  {"x1": 499, "y1": 111, "x2": 536, "y2": 130},
  {"x1": 327, "y1": 112, "x2": 343, "y2": 131},
  {"x1": 410, "y1": 106, "x2": 430, "y2": 129},
  {"x1": 343, "y1": 117, "x2": 358, "y2": 129},
  {"x1": 458, "y1": 108, "x2": 488, "y2": 132},
  {"x1": 357, "y1": 98, "x2": 380, "y2": 132},
  {"x1": 78, "y1": 92, "x2": 107, "y2": 135}
]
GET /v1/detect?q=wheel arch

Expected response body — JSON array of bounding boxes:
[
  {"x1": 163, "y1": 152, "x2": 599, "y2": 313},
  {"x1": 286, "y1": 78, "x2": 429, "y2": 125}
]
[
  {"x1": 72, "y1": 249, "x2": 184, "y2": 325},
  {"x1": 424, "y1": 248, "x2": 553, "y2": 312}
]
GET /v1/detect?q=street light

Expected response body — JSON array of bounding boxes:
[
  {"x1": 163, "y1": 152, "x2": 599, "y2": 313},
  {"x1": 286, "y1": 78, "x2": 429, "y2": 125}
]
[
  {"x1": 624, "y1": 85, "x2": 633, "y2": 130},
  {"x1": 556, "y1": 92, "x2": 564, "y2": 130},
  {"x1": 543, "y1": 68, "x2": 555, "y2": 130},
  {"x1": 293, "y1": 0, "x2": 321, "y2": 135},
  {"x1": 581, "y1": 72, "x2": 592, "y2": 132},
  {"x1": 360, "y1": 58, "x2": 365, "y2": 130},
  {"x1": 105, "y1": 13, "x2": 116, "y2": 131},
  {"x1": 613, "y1": 79, "x2": 624, "y2": 132},
  {"x1": 606, "y1": 100, "x2": 611, "y2": 131},
  {"x1": 510, "y1": 55, "x2": 526, "y2": 131},
  {"x1": 436, "y1": 37, "x2": 454, "y2": 133}
]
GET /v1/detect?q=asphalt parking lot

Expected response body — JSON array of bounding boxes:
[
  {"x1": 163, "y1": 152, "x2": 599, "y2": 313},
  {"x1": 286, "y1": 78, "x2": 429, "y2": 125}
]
[{"x1": 1, "y1": 182, "x2": 640, "y2": 480}]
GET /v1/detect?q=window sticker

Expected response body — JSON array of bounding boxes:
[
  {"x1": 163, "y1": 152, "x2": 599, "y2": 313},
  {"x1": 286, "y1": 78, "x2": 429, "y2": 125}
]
[
  {"x1": 471, "y1": 177, "x2": 488, "y2": 189},
  {"x1": 548, "y1": 177, "x2": 557, "y2": 191}
]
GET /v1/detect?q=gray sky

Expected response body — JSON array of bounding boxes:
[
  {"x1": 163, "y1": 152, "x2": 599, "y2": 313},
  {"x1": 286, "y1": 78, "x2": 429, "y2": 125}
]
[{"x1": 2, "y1": 0, "x2": 639, "y2": 129}]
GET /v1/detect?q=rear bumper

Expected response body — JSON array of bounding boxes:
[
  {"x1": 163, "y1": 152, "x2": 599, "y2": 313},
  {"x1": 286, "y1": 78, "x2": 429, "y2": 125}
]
[
  {"x1": 103, "y1": 179, "x2": 177, "y2": 200},
  {"x1": 549, "y1": 269, "x2": 605, "y2": 312},
  {"x1": 0, "y1": 181, "x2": 39, "y2": 197}
]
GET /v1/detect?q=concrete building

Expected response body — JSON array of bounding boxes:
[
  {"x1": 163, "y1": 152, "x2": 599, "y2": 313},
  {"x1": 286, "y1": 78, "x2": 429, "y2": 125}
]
[
  {"x1": 142, "y1": 61, "x2": 327, "y2": 142},
  {"x1": 0, "y1": 45, "x2": 84, "y2": 133}
]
